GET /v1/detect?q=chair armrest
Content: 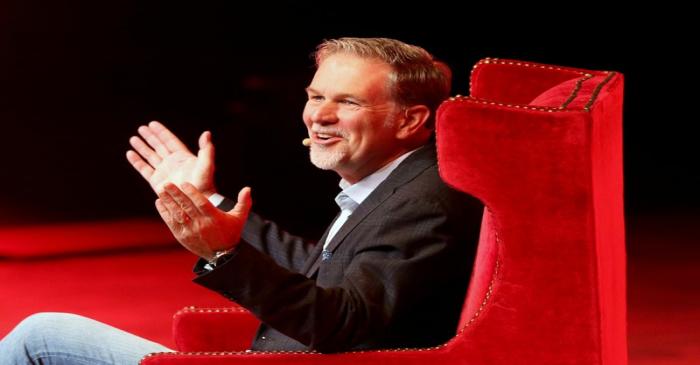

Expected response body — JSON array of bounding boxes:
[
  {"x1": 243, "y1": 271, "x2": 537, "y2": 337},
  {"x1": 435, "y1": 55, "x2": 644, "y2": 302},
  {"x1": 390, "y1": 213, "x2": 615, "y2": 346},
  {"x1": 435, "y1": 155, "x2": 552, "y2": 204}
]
[{"x1": 172, "y1": 306, "x2": 260, "y2": 352}]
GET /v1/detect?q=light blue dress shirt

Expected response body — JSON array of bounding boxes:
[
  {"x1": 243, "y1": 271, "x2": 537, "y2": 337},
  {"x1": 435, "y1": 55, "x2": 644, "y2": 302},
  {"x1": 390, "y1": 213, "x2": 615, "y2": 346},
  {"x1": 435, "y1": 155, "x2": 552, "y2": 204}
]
[{"x1": 323, "y1": 148, "x2": 417, "y2": 248}]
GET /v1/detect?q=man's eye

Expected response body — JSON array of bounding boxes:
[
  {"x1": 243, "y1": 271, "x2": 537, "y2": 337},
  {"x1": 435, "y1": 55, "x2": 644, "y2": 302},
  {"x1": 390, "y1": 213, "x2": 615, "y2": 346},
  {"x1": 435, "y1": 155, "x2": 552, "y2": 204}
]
[
  {"x1": 309, "y1": 95, "x2": 323, "y2": 101},
  {"x1": 340, "y1": 100, "x2": 359, "y2": 106}
]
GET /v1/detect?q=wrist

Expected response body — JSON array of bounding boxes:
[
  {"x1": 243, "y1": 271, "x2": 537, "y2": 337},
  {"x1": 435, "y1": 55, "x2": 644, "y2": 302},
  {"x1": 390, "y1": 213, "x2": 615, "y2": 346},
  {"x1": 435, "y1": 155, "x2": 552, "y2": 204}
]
[{"x1": 201, "y1": 186, "x2": 218, "y2": 198}]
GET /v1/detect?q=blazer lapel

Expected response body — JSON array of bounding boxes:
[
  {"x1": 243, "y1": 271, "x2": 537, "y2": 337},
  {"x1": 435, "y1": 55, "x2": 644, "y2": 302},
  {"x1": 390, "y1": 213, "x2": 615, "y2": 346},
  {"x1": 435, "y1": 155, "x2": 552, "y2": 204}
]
[
  {"x1": 301, "y1": 213, "x2": 337, "y2": 277},
  {"x1": 305, "y1": 144, "x2": 437, "y2": 277}
]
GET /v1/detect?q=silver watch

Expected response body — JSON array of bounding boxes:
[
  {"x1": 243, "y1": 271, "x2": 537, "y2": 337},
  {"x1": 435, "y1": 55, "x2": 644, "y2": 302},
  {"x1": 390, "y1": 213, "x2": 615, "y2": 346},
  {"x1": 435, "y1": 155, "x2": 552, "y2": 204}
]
[{"x1": 207, "y1": 247, "x2": 235, "y2": 268}]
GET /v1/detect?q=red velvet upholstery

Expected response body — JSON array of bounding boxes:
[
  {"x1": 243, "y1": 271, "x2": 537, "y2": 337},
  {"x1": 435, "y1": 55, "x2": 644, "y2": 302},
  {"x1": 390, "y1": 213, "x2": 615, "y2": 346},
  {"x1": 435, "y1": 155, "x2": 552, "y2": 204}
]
[
  {"x1": 172, "y1": 307, "x2": 260, "y2": 352},
  {"x1": 141, "y1": 58, "x2": 626, "y2": 365}
]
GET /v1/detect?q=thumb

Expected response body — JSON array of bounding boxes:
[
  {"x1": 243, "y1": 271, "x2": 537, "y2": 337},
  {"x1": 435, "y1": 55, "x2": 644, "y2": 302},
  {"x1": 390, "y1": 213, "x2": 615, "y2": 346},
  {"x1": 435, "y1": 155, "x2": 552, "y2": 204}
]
[
  {"x1": 197, "y1": 131, "x2": 215, "y2": 166},
  {"x1": 229, "y1": 186, "x2": 253, "y2": 217}
]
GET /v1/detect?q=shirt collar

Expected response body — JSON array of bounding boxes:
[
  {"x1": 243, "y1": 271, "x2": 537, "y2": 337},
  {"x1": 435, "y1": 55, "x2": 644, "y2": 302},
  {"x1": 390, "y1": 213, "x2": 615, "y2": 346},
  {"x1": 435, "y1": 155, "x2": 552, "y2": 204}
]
[{"x1": 338, "y1": 148, "x2": 419, "y2": 206}]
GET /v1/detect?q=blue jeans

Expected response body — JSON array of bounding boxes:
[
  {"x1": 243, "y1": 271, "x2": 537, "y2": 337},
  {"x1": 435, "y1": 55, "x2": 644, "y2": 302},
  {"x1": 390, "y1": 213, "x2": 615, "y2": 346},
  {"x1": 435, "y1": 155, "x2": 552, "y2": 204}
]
[{"x1": 0, "y1": 312, "x2": 173, "y2": 365}]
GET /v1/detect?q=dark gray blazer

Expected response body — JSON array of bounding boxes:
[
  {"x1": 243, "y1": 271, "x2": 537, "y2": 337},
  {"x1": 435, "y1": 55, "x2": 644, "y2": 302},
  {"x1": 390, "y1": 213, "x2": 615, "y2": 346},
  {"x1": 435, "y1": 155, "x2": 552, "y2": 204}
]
[{"x1": 193, "y1": 144, "x2": 483, "y2": 353}]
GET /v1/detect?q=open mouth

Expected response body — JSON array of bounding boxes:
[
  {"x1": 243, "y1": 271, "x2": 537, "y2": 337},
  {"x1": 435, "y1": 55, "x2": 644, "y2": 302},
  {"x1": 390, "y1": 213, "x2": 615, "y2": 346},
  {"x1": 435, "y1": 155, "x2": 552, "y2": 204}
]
[{"x1": 312, "y1": 132, "x2": 343, "y2": 145}]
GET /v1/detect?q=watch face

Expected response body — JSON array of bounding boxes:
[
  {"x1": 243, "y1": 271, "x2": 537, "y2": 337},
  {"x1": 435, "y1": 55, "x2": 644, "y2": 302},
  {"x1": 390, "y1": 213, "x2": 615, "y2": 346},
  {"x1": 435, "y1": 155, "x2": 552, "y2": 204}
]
[{"x1": 213, "y1": 249, "x2": 234, "y2": 266}]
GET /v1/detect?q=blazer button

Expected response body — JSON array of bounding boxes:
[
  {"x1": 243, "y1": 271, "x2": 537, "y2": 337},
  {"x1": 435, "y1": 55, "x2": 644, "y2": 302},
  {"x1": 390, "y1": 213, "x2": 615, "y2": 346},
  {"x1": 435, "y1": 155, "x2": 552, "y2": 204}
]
[{"x1": 260, "y1": 336, "x2": 266, "y2": 340}]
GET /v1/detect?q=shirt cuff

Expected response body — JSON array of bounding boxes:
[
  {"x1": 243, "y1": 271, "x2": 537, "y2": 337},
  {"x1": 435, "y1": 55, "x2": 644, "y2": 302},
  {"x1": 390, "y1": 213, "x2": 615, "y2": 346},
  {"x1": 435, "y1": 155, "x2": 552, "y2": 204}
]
[{"x1": 208, "y1": 193, "x2": 225, "y2": 207}]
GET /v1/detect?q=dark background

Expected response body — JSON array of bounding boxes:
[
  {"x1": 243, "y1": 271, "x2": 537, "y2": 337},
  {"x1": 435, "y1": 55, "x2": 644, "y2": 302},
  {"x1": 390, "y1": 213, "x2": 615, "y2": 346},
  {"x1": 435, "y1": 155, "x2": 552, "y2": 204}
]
[{"x1": 1, "y1": 2, "x2": 696, "y2": 238}]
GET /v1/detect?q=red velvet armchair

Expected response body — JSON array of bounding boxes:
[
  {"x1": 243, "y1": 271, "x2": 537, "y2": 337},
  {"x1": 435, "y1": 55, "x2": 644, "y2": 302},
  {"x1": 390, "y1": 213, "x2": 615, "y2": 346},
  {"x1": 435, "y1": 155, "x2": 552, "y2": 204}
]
[{"x1": 140, "y1": 58, "x2": 626, "y2": 365}]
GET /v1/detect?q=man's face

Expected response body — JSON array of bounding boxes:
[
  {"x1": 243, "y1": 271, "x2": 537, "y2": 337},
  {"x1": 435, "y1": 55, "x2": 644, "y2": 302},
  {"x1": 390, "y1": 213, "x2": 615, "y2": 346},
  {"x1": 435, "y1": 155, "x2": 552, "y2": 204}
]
[{"x1": 303, "y1": 53, "x2": 404, "y2": 184}]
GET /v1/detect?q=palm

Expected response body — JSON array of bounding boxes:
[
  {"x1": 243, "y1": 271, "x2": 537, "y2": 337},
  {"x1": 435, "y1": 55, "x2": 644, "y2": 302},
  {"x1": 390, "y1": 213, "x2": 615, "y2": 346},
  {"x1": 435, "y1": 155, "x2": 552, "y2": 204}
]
[
  {"x1": 127, "y1": 121, "x2": 216, "y2": 195},
  {"x1": 149, "y1": 151, "x2": 209, "y2": 192},
  {"x1": 154, "y1": 183, "x2": 252, "y2": 260}
]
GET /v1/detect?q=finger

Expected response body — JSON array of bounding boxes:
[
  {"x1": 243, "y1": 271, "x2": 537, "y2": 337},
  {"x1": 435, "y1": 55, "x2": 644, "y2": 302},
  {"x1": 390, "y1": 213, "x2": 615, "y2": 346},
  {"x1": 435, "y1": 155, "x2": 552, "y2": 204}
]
[
  {"x1": 163, "y1": 183, "x2": 201, "y2": 220},
  {"x1": 126, "y1": 150, "x2": 154, "y2": 181},
  {"x1": 198, "y1": 131, "x2": 212, "y2": 150},
  {"x1": 181, "y1": 182, "x2": 219, "y2": 216},
  {"x1": 155, "y1": 198, "x2": 175, "y2": 227},
  {"x1": 159, "y1": 188, "x2": 192, "y2": 224},
  {"x1": 129, "y1": 136, "x2": 162, "y2": 167},
  {"x1": 138, "y1": 125, "x2": 171, "y2": 158},
  {"x1": 195, "y1": 131, "x2": 216, "y2": 177},
  {"x1": 197, "y1": 131, "x2": 216, "y2": 164},
  {"x1": 149, "y1": 121, "x2": 191, "y2": 154},
  {"x1": 230, "y1": 187, "x2": 253, "y2": 217}
]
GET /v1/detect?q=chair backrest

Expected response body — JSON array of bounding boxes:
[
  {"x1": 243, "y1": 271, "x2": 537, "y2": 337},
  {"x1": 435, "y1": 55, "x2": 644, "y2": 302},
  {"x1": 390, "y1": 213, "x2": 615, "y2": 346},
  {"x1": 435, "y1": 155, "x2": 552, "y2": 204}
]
[{"x1": 436, "y1": 58, "x2": 626, "y2": 365}]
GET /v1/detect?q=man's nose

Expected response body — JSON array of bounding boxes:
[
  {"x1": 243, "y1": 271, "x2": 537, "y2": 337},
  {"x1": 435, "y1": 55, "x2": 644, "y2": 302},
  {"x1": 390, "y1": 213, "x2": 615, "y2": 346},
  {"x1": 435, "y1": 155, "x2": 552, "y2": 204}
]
[{"x1": 310, "y1": 101, "x2": 339, "y2": 124}]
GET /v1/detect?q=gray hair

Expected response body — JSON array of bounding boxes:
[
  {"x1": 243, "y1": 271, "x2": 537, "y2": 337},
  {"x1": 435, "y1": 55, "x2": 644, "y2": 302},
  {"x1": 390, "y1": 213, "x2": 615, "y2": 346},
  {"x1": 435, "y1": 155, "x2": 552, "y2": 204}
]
[{"x1": 314, "y1": 37, "x2": 451, "y2": 128}]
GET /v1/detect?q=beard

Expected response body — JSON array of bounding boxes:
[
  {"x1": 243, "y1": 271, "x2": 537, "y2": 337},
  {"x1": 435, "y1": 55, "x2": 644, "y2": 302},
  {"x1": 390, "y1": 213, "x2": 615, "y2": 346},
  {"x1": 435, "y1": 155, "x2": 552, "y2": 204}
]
[
  {"x1": 307, "y1": 113, "x2": 398, "y2": 172},
  {"x1": 309, "y1": 143, "x2": 350, "y2": 170}
]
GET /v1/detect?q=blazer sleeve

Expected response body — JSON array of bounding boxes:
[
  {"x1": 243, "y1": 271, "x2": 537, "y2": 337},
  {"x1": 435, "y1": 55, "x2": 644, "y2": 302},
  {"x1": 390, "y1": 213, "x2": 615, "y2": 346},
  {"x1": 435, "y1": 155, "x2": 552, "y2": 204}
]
[
  {"x1": 217, "y1": 196, "x2": 319, "y2": 272},
  {"x1": 193, "y1": 193, "x2": 479, "y2": 353}
]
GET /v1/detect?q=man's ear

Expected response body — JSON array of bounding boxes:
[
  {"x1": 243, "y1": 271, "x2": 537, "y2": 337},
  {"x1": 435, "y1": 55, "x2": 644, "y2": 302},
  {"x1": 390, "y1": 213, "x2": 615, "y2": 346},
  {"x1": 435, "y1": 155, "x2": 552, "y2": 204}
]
[{"x1": 396, "y1": 105, "x2": 431, "y2": 140}]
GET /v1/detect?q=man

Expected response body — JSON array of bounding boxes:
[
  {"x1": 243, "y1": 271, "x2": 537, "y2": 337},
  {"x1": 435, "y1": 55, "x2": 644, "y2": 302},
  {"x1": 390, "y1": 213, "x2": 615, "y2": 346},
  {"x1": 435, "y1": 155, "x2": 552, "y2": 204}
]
[{"x1": 0, "y1": 37, "x2": 482, "y2": 363}]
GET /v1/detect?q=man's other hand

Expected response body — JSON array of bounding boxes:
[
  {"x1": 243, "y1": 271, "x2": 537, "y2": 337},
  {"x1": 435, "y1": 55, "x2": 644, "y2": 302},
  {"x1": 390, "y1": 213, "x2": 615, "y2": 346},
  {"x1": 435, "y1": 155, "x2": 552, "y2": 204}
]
[
  {"x1": 155, "y1": 183, "x2": 252, "y2": 261},
  {"x1": 126, "y1": 121, "x2": 216, "y2": 196}
]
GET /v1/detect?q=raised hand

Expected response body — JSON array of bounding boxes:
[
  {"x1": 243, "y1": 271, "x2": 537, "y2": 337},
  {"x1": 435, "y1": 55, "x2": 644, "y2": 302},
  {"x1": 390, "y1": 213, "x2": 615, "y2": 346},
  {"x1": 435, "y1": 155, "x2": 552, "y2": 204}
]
[
  {"x1": 156, "y1": 182, "x2": 252, "y2": 260},
  {"x1": 126, "y1": 121, "x2": 216, "y2": 196}
]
